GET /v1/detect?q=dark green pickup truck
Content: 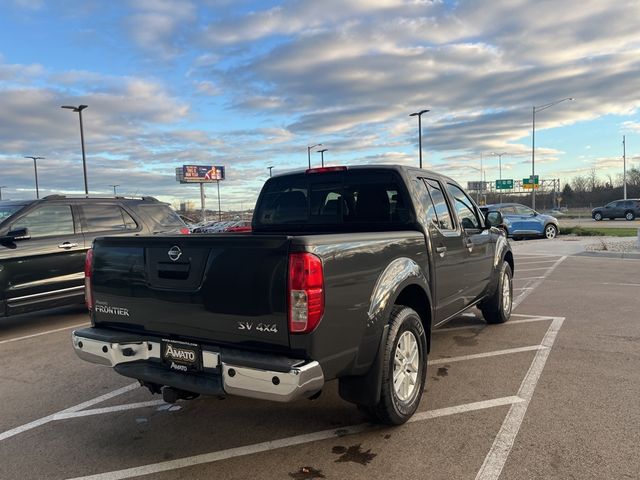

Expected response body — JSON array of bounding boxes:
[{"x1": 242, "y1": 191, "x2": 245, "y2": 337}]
[{"x1": 72, "y1": 165, "x2": 513, "y2": 425}]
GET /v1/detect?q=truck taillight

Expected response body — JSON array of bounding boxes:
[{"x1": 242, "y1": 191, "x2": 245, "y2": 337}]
[
  {"x1": 84, "y1": 248, "x2": 94, "y2": 311},
  {"x1": 288, "y1": 252, "x2": 324, "y2": 333}
]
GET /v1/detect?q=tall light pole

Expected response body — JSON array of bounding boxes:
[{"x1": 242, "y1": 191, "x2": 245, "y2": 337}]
[
  {"x1": 409, "y1": 109, "x2": 430, "y2": 168},
  {"x1": 317, "y1": 148, "x2": 328, "y2": 167},
  {"x1": 531, "y1": 97, "x2": 573, "y2": 210},
  {"x1": 623, "y1": 135, "x2": 627, "y2": 200},
  {"x1": 267, "y1": 166, "x2": 274, "y2": 178},
  {"x1": 24, "y1": 156, "x2": 44, "y2": 199},
  {"x1": 110, "y1": 184, "x2": 120, "y2": 196},
  {"x1": 61, "y1": 104, "x2": 89, "y2": 195},
  {"x1": 307, "y1": 143, "x2": 322, "y2": 169},
  {"x1": 492, "y1": 152, "x2": 508, "y2": 203},
  {"x1": 0, "y1": 186, "x2": 6, "y2": 201}
]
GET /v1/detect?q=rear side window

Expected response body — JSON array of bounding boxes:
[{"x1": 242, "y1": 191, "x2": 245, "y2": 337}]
[
  {"x1": 137, "y1": 204, "x2": 185, "y2": 229},
  {"x1": 82, "y1": 205, "x2": 138, "y2": 233},
  {"x1": 12, "y1": 205, "x2": 75, "y2": 237},
  {"x1": 254, "y1": 170, "x2": 412, "y2": 231},
  {"x1": 423, "y1": 179, "x2": 453, "y2": 230}
]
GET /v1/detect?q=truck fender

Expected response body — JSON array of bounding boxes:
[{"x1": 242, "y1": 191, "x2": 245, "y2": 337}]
[
  {"x1": 339, "y1": 258, "x2": 431, "y2": 407},
  {"x1": 485, "y1": 235, "x2": 514, "y2": 297}
]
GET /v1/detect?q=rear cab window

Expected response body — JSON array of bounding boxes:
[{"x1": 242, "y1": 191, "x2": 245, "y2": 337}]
[{"x1": 253, "y1": 169, "x2": 414, "y2": 233}]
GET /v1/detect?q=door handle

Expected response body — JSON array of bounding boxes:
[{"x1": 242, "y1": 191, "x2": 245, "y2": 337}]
[
  {"x1": 435, "y1": 246, "x2": 447, "y2": 257},
  {"x1": 464, "y1": 240, "x2": 474, "y2": 251},
  {"x1": 58, "y1": 242, "x2": 78, "y2": 249}
]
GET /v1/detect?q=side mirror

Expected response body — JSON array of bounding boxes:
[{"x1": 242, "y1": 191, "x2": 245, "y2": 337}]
[
  {"x1": 485, "y1": 211, "x2": 503, "y2": 228},
  {"x1": 5, "y1": 227, "x2": 31, "y2": 241}
]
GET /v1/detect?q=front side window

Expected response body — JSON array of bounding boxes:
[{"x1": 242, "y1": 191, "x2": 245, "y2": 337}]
[
  {"x1": 12, "y1": 205, "x2": 75, "y2": 237},
  {"x1": 447, "y1": 183, "x2": 481, "y2": 230},
  {"x1": 82, "y1": 205, "x2": 137, "y2": 233}
]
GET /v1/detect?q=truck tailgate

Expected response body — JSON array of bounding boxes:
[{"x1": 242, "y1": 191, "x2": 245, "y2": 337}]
[{"x1": 91, "y1": 234, "x2": 291, "y2": 349}]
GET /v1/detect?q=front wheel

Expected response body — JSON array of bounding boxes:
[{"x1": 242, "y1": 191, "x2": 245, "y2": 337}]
[
  {"x1": 625, "y1": 211, "x2": 635, "y2": 221},
  {"x1": 593, "y1": 212, "x2": 603, "y2": 221},
  {"x1": 369, "y1": 306, "x2": 427, "y2": 425},
  {"x1": 480, "y1": 261, "x2": 513, "y2": 324},
  {"x1": 544, "y1": 224, "x2": 558, "y2": 239}
]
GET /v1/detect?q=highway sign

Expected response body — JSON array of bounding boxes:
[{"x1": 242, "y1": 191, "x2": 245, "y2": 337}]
[{"x1": 496, "y1": 179, "x2": 514, "y2": 190}]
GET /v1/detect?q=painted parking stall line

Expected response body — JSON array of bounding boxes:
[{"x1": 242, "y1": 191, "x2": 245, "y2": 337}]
[
  {"x1": 0, "y1": 322, "x2": 90, "y2": 345},
  {"x1": 58, "y1": 315, "x2": 565, "y2": 480},
  {"x1": 475, "y1": 316, "x2": 565, "y2": 480}
]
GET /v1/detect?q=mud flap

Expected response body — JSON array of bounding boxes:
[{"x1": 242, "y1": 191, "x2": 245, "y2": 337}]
[{"x1": 338, "y1": 324, "x2": 389, "y2": 407}]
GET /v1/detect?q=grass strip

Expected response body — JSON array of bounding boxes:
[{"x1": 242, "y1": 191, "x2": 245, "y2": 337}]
[{"x1": 560, "y1": 226, "x2": 638, "y2": 237}]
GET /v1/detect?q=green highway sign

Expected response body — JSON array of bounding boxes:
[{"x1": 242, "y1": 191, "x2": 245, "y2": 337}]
[
  {"x1": 523, "y1": 175, "x2": 539, "y2": 185},
  {"x1": 496, "y1": 179, "x2": 514, "y2": 190}
]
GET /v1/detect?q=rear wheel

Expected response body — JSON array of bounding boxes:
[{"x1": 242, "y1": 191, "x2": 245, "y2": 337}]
[
  {"x1": 369, "y1": 306, "x2": 427, "y2": 425},
  {"x1": 593, "y1": 212, "x2": 603, "y2": 221},
  {"x1": 625, "y1": 211, "x2": 635, "y2": 221},
  {"x1": 544, "y1": 224, "x2": 558, "y2": 239},
  {"x1": 480, "y1": 261, "x2": 512, "y2": 324}
]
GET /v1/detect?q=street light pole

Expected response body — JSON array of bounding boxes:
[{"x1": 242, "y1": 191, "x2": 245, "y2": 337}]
[
  {"x1": 24, "y1": 156, "x2": 44, "y2": 199},
  {"x1": 61, "y1": 104, "x2": 89, "y2": 195},
  {"x1": 531, "y1": 97, "x2": 573, "y2": 210},
  {"x1": 110, "y1": 184, "x2": 120, "y2": 196},
  {"x1": 623, "y1": 135, "x2": 627, "y2": 200},
  {"x1": 317, "y1": 148, "x2": 328, "y2": 167},
  {"x1": 491, "y1": 152, "x2": 508, "y2": 203},
  {"x1": 267, "y1": 166, "x2": 274, "y2": 178},
  {"x1": 307, "y1": 144, "x2": 322, "y2": 169},
  {"x1": 409, "y1": 109, "x2": 430, "y2": 168}
]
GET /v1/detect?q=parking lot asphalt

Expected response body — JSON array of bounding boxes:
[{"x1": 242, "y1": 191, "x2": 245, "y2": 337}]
[{"x1": 1, "y1": 246, "x2": 639, "y2": 480}]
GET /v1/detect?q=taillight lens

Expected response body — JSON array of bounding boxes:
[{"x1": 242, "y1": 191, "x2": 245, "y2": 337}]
[
  {"x1": 84, "y1": 248, "x2": 94, "y2": 311},
  {"x1": 288, "y1": 252, "x2": 324, "y2": 333},
  {"x1": 180, "y1": 227, "x2": 190, "y2": 234}
]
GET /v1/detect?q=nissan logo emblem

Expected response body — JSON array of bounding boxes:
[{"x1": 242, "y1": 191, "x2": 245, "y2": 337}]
[{"x1": 168, "y1": 246, "x2": 182, "y2": 262}]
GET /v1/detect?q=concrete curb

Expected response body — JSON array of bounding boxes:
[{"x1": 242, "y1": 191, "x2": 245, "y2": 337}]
[{"x1": 576, "y1": 251, "x2": 640, "y2": 260}]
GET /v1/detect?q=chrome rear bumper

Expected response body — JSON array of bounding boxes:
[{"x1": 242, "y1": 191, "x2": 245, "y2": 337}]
[{"x1": 72, "y1": 329, "x2": 324, "y2": 403}]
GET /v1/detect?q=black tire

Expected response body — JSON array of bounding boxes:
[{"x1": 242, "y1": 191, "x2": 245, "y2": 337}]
[
  {"x1": 480, "y1": 261, "x2": 513, "y2": 324},
  {"x1": 544, "y1": 224, "x2": 558, "y2": 240},
  {"x1": 625, "y1": 211, "x2": 635, "y2": 221},
  {"x1": 369, "y1": 306, "x2": 427, "y2": 425},
  {"x1": 593, "y1": 212, "x2": 602, "y2": 221}
]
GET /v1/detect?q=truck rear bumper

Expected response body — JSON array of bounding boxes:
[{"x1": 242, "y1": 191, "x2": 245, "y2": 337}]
[{"x1": 71, "y1": 327, "x2": 324, "y2": 403}]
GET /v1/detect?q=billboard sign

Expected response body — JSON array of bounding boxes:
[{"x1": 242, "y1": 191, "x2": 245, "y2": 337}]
[{"x1": 180, "y1": 165, "x2": 225, "y2": 183}]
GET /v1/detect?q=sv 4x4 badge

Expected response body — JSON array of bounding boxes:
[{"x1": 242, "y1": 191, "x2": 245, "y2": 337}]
[{"x1": 237, "y1": 322, "x2": 278, "y2": 333}]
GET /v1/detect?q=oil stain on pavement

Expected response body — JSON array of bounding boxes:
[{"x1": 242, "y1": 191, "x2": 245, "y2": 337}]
[{"x1": 332, "y1": 444, "x2": 377, "y2": 465}]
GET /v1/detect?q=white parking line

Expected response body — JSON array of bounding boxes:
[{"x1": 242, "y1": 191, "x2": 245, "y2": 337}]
[
  {"x1": 53, "y1": 400, "x2": 166, "y2": 421},
  {"x1": 475, "y1": 316, "x2": 564, "y2": 480},
  {"x1": 66, "y1": 396, "x2": 525, "y2": 480},
  {"x1": 516, "y1": 260, "x2": 561, "y2": 265},
  {"x1": 0, "y1": 383, "x2": 138, "y2": 442},
  {"x1": 430, "y1": 345, "x2": 545, "y2": 365},
  {"x1": 513, "y1": 256, "x2": 567, "y2": 309},
  {"x1": 513, "y1": 276, "x2": 544, "y2": 281},
  {"x1": 434, "y1": 315, "x2": 553, "y2": 333},
  {"x1": 516, "y1": 266, "x2": 557, "y2": 272},
  {"x1": 0, "y1": 322, "x2": 90, "y2": 345}
]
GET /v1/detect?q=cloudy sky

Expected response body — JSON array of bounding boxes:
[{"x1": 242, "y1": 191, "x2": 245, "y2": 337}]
[{"x1": 1, "y1": 0, "x2": 639, "y2": 208}]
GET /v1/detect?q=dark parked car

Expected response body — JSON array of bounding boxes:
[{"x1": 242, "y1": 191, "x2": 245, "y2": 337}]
[
  {"x1": 0, "y1": 195, "x2": 187, "y2": 317},
  {"x1": 73, "y1": 165, "x2": 513, "y2": 425},
  {"x1": 481, "y1": 203, "x2": 560, "y2": 239},
  {"x1": 592, "y1": 199, "x2": 640, "y2": 221}
]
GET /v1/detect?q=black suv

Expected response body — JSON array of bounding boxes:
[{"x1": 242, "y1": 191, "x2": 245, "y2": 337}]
[
  {"x1": 0, "y1": 195, "x2": 187, "y2": 317},
  {"x1": 592, "y1": 199, "x2": 640, "y2": 221}
]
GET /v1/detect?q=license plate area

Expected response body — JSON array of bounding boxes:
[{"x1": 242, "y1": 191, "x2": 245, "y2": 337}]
[{"x1": 161, "y1": 339, "x2": 202, "y2": 372}]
